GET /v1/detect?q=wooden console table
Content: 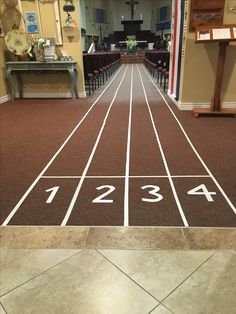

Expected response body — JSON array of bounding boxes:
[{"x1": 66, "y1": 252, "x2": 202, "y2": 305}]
[{"x1": 5, "y1": 61, "x2": 79, "y2": 100}]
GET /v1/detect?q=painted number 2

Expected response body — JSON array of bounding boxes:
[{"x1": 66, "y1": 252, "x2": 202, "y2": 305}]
[
  {"x1": 92, "y1": 185, "x2": 116, "y2": 203},
  {"x1": 187, "y1": 184, "x2": 216, "y2": 202}
]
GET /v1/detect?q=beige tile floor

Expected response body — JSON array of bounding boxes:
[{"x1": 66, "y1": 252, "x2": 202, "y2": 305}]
[{"x1": 0, "y1": 227, "x2": 235, "y2": 314}]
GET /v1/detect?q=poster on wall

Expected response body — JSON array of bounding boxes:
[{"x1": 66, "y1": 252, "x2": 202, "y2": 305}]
[{"x1": 25, "y1": 12, "x2": 39, "y2": 33}]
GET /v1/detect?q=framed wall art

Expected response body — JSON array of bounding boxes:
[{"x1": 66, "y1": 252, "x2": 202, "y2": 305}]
[{"x1": 25, "y1": 12, "x2": 39, "y2": 33}]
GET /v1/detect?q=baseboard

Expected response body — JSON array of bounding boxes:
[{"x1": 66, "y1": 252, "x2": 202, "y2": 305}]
[
  {"x1": 1, "y1": 91, "x2": 86, "y2": 101},
  {"x1": 0, "y1": 95, "x2": 10, "y2": 104},
  {"x1": 177, "y1": 102, "x2": 236, "y2": 111},
  {"x1": 79, "y1": 91, "x2": 87, "y2": 98},
  {"x1": 167, "y1": 93, "x2": 236, "y2": 111},
  {"x1": 14, "y1": 92, "x2": 81, "y2": 99}
]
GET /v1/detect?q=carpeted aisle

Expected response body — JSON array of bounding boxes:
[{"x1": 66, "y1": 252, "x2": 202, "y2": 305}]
[{"x1": 0, "y1": 64, "x2": 235, "y2": 227}]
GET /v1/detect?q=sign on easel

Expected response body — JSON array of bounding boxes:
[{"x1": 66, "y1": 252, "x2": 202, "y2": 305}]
[
  {"x1": 194, "y1": 24, "x2": 236, "y2": 117},
  {"x1": 195, "y1": 24, "x2": 236, "y2": 42}
]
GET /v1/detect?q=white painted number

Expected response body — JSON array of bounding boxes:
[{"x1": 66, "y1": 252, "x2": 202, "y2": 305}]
[
  {"x1": 187, "y1": 184, "x2": 216, "y2": 202},
  {"x1": 45, "y1": 186, "x2": 60, "y2": 204},
  {"x1": 141, "y1": 185, "x2": 163, "y2": 202},
  {"x1": 92, "y1": 185, "x2": 116, "y2": 203}
]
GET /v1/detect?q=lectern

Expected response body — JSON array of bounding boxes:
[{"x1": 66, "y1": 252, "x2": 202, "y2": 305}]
[{"x1": 194, "y1": 24, "x2": 236, "y2": 117}]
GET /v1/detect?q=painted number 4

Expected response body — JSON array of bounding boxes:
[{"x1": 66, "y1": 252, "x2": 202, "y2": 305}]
[{"x1": 187, "y1": 184, "x2": 216, "y2": 202}]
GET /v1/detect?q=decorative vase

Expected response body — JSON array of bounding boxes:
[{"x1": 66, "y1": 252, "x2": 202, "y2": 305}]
[{"x1": 33, "y1": 45, "x2": 44, "y2": 61}]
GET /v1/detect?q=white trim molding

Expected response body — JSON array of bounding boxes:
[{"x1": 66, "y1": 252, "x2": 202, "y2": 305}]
[
  {"x1": 167, "y1": 92, "x2": 236, "y2": 111},
  {"x1": 0, "y1": 95, "x2": 10, "y2": 104},
  {"x1": 79, "y1": 91, "x2": 87, "y2": 98},
  {"x1": 14, "y1": 92, "x2": 83, "y2": 99},
  {"x1": 1, "y1": 92, "x2": 86, "y2": 102}
]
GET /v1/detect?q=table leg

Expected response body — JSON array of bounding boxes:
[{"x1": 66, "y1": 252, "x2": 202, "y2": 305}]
[
  {"x1": 6, "y1": 68, "x2": 15, "y2": 101},
  {"x1": 74, "y1": 69, "x2": 79, "y2": 98},
  {"x1": 16, "y1": 73, "x2": 23, "y2": 98},
  {"x1": 68, "y1": 68, "x2": 76, "y2": 99}
]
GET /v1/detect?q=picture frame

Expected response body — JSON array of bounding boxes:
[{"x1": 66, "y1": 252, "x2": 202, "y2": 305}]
[
  {"x1": 25, "y1": 12, "x2": 39, "y2": 34},
  {"x1": 0, "y1": 19, "x2": 4, "y2": 37}
]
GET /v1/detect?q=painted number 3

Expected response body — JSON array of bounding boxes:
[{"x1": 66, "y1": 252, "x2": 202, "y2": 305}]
[{"x1": 141, "y1": 185, "x2": 163, "y2": 202}]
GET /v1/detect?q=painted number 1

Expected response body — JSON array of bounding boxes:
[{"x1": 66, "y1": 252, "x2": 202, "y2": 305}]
[
  {"x1": 187, "y1": 184, "x2": 216, "y2": 202},
  {"x1": 45, "y1": 186, "x2": 60, "y2": 204}
]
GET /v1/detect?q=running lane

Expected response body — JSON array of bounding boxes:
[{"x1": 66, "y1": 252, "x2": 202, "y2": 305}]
[
  {"x1": 139, "y1": 65, "x2": 236, "y2": 227},
  {"x1": 66, "y1": 65, "x2": 132, "y2": 225},
  {"x1": 4, "y1": 66, "x2": 127, "y2": 225},
  {"x1": 129, "y1": 66, "x2": 184, "y2": 226}
]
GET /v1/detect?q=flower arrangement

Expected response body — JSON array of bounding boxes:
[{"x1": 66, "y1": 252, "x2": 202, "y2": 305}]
[
  {"x1": 34, "y1": 37, "x2": 45, "y2": 48},
  {"x1": 33, "y1": 37, "x2": 45, "y2": 61},
  {"x1": 126, "y1": 38, "x2": 137, "y2": 50}
]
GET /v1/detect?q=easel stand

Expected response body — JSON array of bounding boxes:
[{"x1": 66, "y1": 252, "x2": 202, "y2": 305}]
[{"x1": 193, "y1": 25, "x2": 236, "y2": 117}]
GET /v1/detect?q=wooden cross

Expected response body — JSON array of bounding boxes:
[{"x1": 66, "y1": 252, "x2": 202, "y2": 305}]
[{"x1": 125, "y1": 0, "x2": 139, "y2": 20}]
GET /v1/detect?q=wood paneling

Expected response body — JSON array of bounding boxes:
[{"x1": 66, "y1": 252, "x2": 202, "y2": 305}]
[{"x1": 189, "y1": 0, "x2": 225, "y2": 32}]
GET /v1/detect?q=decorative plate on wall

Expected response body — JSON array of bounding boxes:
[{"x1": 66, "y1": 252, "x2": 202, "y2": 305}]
[
  {"x1": 3, "y1": 0, "x2": 18, "y2": 8},
  {"x1": 1, "y1": 8, "x2": 21, "y2": 33},
  {"x1": 5, "y1": 30, "x2": 32, "y2": 55}
]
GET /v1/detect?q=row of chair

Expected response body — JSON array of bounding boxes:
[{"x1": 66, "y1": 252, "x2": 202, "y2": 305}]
[
  {"x1": 83, "y1": 52, "x2": 121, "y2": 95},
  {"x1": 144, "y1": 51, "x2": 170, "y2": 91}
]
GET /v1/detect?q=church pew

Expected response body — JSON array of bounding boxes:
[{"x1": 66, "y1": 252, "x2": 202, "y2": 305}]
[
  {"x1": 83, "y1": 52, "x2": 121, "y2": 95},
  {"x1": 144, "y1": 51, "x2": 170, "y2": 90}
]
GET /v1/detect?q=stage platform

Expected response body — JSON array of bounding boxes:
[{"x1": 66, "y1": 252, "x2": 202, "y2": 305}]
[{"x1": 121, "y1": 50, "x2": 145, "y2": 64}]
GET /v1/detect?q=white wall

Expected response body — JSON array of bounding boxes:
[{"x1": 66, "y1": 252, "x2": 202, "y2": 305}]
[
  {"x1": 80, "y1": 0, "x2": 113, "y2": 36},
  {"x1": 82, "y1": 0, "x2": 171, "y2": 37},
  {"x1": 79, "y1": 0, "x2": 87, "y2": 50},
  {"x1": 152, "y1": 0, "x2": 172, "y2": 36},
  {"x1": 109, "y1": 0, "x2": 153, "y2": 31}
]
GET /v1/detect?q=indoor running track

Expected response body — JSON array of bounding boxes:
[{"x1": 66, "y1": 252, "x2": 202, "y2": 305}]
[{"x1": 2, "y1": 64, "x2": 236, "y2": 227}]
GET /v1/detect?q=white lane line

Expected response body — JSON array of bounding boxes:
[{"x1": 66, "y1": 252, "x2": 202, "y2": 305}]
[
  {"x1": 137, "y1": 65, "x2": 188, "y2": 227},
  {"x1": 171, "y1": 175, "x2": 210, "y2": 178},
  {"x1": 61, "y1": 65, "x2": 129, "y2": 226},
  {"x1": 124, "y1": 64, "x2": 133, "y2": 226},
  {"x1": 41, "y1": 175, "x2": 211, "y2": 179},
  {"x1": 142, "y1": 65, "x2": 236, "y2": 215},
  {"x1": 2, "y1": 65, "x2": 125, "y2": 226}
]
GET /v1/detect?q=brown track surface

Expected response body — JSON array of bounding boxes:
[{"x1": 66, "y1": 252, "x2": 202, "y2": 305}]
[{"x1": 0, "y1": 64, "x2": 235, "y2": 227}]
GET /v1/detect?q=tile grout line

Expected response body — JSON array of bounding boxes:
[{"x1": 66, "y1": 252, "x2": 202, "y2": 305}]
[
  {"x1": 0, "y1": 250, "x2": 83, "y2": 298},
  {"x1": 0, "y1": 301, "x2": 8, "y2": 314},
  {"x1": 96, "y1": 249, "x2": 161, "y2": 305},
  {"x1": 160, "y1": 251, "x2": 217, "y2": 304},
  {"x1": 181, "y1": 227, "x2": 189, "y2": 249},
  {"x1": 148, "y1": 302, "x2": 175, "y2": 314},
  {"x1": 147, "y1": 304, "x2": 159, "y2": 314},
  {"x1": 159, "y1": 303, "x2": 175, "y2": 314},
  {"x1": 85, "y1": 227, "x2": 91, "y2": 247}
]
